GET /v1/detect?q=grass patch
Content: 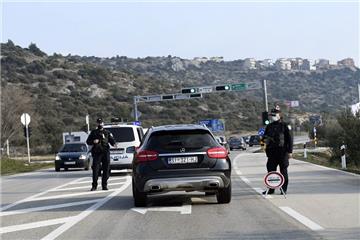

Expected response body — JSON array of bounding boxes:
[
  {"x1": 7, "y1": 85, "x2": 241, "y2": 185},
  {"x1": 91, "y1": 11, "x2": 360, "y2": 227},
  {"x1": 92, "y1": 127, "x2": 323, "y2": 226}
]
[
  {"x1": 293, "y1": 152, "x2": 360, "y2": 175},
  {"x1": 1, "y1": 158, "x2": 54, "y2": 175}
]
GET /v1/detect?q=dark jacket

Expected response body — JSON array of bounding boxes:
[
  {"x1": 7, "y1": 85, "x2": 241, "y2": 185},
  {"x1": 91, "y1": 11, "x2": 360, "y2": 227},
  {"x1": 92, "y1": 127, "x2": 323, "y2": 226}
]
[
  {"x1": 264, "y1": 121, "x2": 293, "y2": 153},
  {"x1": 86, "y1": 128, "x2": 116, "y2": 154}
]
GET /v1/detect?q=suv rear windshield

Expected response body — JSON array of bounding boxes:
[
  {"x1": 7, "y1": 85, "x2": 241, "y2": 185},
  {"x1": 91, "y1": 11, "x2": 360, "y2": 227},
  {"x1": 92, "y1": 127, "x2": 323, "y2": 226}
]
[
  {"x1": 60, "y1": 144, "x2": 87, "y2": 152},
  {"x1": 146, "y1": 130, "x2": 217, "y2": 151},
  {"x1": 106, "y1": 127, "x2": 135, "y2": 142}
]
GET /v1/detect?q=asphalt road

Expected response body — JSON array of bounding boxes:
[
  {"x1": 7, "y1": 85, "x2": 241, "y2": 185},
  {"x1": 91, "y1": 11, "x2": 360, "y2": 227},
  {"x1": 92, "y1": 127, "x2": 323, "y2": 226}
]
[{"x1": 1, "y1": 148, "x2": 359, "y2": 240}]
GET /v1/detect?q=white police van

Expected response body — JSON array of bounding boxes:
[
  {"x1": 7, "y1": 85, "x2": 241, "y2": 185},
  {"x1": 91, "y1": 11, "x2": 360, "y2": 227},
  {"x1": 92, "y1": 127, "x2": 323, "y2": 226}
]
[{"x1": 104, "y1": 123, "x2": 144, "y2": 171}]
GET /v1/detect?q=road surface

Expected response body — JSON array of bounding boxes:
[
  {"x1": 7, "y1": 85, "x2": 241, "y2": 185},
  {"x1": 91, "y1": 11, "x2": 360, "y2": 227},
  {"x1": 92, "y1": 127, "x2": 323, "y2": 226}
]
[{"x1": 1, "y1": 149, "x2": 359, "y2": 240}]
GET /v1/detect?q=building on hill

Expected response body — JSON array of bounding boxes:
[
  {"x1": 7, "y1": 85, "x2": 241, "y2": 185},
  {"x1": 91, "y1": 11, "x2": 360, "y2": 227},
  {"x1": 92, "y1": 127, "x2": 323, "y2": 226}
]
[
  {"x1": 315, "y1": 59, "x2": 330, "y2": 69},
  {"x1": 337, "y1": 58, "x2": 355, "y2": 67},
  {"x1": 275, "y1": 58, "x2": 292, "y2": 70},
  {"x1": 243, "y1": 58, "x2": 256, "y2": 70},
  {"x1": 210, "y1": 57, "x2": 224, "y2": 62},
  {"x1": 256, "y1": 59, "x2": 274, "y2": 69}
]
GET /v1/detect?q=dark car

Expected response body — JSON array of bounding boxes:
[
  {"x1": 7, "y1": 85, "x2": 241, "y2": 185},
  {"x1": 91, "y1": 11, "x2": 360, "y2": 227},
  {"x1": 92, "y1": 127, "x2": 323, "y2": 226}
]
[
  {"x1": 55, "y1": 143, "x2": 92, "y2": 171},
  {"x1": 248, "y1": 135, "x2": 261, "y2": 147},
  {"x1": 229, "y1": 137, "x2": 246, "y2": 150},
  {"x1": 132, "y1": 124, "x2": 232, "y2": 207}
]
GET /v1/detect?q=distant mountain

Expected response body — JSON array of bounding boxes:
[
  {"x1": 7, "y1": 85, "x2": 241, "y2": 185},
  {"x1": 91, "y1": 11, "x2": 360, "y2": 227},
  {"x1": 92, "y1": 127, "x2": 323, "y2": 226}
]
[{"x1": 1, "y1": 40, "x2": 359, "y2": 153}]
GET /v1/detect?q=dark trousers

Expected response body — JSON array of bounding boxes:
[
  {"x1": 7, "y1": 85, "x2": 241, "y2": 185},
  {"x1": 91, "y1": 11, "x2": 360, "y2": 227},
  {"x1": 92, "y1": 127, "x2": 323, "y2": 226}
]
[
  {"x1": 265, "y1": 148, "x2": 289, "y2": 192},
  {"x1": 92, "y1": 151, "x2": 110, "y2": 188}
]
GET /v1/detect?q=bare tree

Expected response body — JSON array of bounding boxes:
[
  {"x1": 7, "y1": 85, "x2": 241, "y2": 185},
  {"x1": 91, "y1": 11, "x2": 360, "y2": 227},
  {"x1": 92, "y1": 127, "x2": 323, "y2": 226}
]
[{"x1": 0, "y1": 86, "x2": 35, "y2": 157}]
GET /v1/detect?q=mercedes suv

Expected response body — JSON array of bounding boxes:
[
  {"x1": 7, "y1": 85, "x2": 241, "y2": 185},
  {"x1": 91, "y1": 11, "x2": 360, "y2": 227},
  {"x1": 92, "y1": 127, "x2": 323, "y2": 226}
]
[{"x1": 132, "y1": 124, "x2": 232, "y2": 207}]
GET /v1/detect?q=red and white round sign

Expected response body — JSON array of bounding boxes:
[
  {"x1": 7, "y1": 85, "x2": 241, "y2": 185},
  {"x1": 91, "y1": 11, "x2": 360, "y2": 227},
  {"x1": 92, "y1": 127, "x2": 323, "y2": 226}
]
[{"x1": 264, "y1": 171, "x2": 285, "y2": 189}]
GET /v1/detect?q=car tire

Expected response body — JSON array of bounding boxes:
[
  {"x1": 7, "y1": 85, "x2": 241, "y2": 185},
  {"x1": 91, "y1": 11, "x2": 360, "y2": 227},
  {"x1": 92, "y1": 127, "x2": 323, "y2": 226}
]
[
  {"x1": 55, "y1": 167, "x2": 60, "y2": 172},
  {"x1": 109, "y1": 169, "x2": 112, "y2": 175},
  {"x1": 64, "y1": 168, "x2": 68, "y2": 171},
  {"x1": 216, "y1": 181, "x2": 232, "y2": 204},
  {"x1": 132, "y1": 179, "x2": 147, "y2": 207}
]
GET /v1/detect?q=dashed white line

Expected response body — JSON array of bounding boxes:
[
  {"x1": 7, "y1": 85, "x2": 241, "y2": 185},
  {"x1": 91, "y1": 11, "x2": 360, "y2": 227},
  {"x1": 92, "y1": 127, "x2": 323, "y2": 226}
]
[
  {"x1": 41, "y1": 176, "x2": 132, "y2": 240},
  {"x1": 48, "y1": 182, "x2": 125, "y2": 192},
  {"x1": 0, "y1": 216, "x2": 75, "y2": 234},
  {"x1": 279, "y1": 206, "x2": 324, "y2": 231},
  {"x1": 0, "y1": 199, "x2": 102, "y2": 217},
  {"x1": 0, "y1": 177, "x2": 88, "y2": 212},
  {"x1": 28, "y1": 187, "x2": 125, "y2": 202},
  {"x1": 71, "y1": 176, "x2": 128, "y2": 185}
]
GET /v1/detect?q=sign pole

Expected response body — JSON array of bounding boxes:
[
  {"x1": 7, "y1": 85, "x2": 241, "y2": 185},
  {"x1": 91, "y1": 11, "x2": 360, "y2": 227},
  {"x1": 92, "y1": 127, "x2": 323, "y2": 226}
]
[
  {"x1": 134, "y1": 96, "x2": 138, "y2": 121},
  {"x1": 25, "y1": 115, "x2": 31, "y2": 164},
  {"x1": 263, "y1": 80, "x2": 269, "y2": 112},
  {"x1": 6, "y1": 139, "x2": 10, "y2": 157},
  {"x1": 86, "y1": 115, "x2": 90, "y2": 134},
  {"x1": 341, "y1": 144, "x2": 346, "y2": 169}
]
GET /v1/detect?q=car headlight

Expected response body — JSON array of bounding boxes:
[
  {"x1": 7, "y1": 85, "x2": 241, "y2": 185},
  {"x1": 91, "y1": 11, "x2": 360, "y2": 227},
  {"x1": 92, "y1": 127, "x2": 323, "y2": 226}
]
[
  {"x1": 55, "y1": 155, "x2": 60, "y2": 161},
  {"x1": 79, "y1": 154, "x2": 87, "y2": 160}
]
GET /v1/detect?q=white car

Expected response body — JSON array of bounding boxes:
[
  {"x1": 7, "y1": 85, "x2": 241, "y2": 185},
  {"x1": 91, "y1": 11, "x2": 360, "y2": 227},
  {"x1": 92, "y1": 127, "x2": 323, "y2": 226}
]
[{"x1": 104, "y1": 124, "x2": 144, "y2": 171}]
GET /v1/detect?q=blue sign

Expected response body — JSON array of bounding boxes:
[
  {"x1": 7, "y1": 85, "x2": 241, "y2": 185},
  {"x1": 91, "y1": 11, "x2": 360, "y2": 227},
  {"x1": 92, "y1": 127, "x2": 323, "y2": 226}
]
[
  {"x1": 133, "y1": 121, "x2": 141, "y2": 126},
  {"x1": 258, "y1": 127, "x2": 265, "y2": 136},
  {"x1": 199, "y1": 119, "x2": 225, "y2": 132}
]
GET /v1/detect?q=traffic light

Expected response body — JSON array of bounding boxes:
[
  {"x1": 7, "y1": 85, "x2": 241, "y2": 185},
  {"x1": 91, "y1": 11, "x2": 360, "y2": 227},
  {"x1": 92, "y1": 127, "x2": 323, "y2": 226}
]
[
  {"x1": 215, "y1": 85, "x2": 231, "y2": 91},
  {"x1": 262, "y1": 111, "x2": 270, "y2": 125},
  {"x1": 181, "y1": 88, "x2": 196, "y2": 94},
  {"x1": 23, "y1": 126, "x2": 32, "y2": 138}
]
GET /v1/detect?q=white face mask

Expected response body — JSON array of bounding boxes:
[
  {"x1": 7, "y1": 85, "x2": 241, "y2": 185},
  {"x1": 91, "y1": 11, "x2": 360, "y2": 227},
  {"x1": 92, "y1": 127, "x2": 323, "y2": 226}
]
[{"x1": 271, "y1": 114, "x2": 280, "y2": 122}]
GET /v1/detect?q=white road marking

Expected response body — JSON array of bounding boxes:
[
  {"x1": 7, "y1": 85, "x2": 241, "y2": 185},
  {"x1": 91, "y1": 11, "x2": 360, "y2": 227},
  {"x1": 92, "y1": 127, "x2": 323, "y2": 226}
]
[
  {"x1": 41, "y1": 176, "x2": 132, "y2": 240},
  {"x1": 48, "y1": 182, "x2": 125, "y2": 192},
  {"x1": 28, "y1": 187, "x2": 125, "y2": 202},
  {"x1": 0, "y1": 216, "x2": 75, "y2": 234},
  {"x1": 0, "y1": 177, "x2": 88, "y2": 212},
  {"x1": 279, "y1": 206, "x2": 324, "y2": 231},
  {"x1": 253, "y1": 187, "x2": 273, "y2": 199},
  {"x1": 0, "y1": 199, "x2": 102, "y2": 217},
  {"x1": 240, "y1": 176, "x2": 251, "y2": 184},
  {"x1": 71, "y1": 176, "x2": 128, "y2": 184},
  {"x1": 132, "y1": 204, "x2": 192, "y2": 215}
]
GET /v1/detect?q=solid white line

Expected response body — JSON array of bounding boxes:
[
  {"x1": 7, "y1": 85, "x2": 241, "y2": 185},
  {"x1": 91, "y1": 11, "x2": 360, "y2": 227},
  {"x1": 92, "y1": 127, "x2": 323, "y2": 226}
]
[
  {"x1": 292, "y1": 159, "x2": 360, "y2": 177},
  {"x1": 0, "y1": 199, "x2": 102, "y2": 217},
  {"x1": 0, "y1": 177, "x2": 88, "y2": 212},
  {"x1": 41, "y1": 176, "x2": 132, "y2": 240},
  {"x1": 48, "y1": 182, "x2": 125, "y2": 192},
  {"x1": 71, "y1": 177, "x2": 127, "y2": 184},
  {"x1": 0, "y1": 216, "x2": 75, "y2": 234},
  {"x1": 279, "y1": 207, "x2": 324, "y2": 231}
]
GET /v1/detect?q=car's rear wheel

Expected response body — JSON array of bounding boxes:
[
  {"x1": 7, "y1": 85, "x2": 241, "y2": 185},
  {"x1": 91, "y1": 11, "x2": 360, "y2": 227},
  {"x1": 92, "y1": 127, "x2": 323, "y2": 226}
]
[
  {"x1": 55, "y1": 167, "x2": 60, "y2": 172},
  {"x1": 64, "y1": 167, "x2": 68, "y2": 171},
  {"x1": 216, "y1": 181, "x2": 232, "y2": 204},
  {"x1": 132, "y1": 179, "x2": 147, "y2": 207}
]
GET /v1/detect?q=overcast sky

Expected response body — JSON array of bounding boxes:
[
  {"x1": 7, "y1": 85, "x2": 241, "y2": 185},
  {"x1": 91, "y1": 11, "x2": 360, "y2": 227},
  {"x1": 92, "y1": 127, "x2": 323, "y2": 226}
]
[{"x1": 2, "y1": 1, "x2": 359, "y2": 65}]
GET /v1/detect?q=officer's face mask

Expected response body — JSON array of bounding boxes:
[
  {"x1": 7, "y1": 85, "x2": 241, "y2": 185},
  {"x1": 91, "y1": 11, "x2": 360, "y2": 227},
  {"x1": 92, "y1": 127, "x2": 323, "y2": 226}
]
[
  {"x1": 98, "y1": 122, "x2": 104, "y2": 129},
  {"x1": 271, "y1": 114, "x2": 280, "y2": 122}
]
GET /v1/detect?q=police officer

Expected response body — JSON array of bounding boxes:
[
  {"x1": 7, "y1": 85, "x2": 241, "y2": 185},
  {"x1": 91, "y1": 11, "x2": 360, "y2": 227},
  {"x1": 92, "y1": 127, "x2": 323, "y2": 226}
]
[
  {"x1": 86, "y1": 118, "x2": 115, "y2": 191},
  {"x1": 263, "y1": 108, "x2": 293, "y2": 194}
]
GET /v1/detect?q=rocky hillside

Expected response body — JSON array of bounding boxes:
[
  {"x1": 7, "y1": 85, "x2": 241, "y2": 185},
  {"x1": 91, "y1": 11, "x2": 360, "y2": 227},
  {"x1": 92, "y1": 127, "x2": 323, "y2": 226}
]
[{"x1": 1, "y1": 40, "x2": 359, "y2": 153}]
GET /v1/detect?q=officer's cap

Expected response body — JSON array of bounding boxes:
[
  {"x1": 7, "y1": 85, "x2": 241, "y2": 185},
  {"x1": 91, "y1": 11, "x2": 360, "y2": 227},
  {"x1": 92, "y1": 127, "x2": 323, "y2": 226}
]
[{"x1": 96, "y1": 118, "x2": 103, "y2": 123}]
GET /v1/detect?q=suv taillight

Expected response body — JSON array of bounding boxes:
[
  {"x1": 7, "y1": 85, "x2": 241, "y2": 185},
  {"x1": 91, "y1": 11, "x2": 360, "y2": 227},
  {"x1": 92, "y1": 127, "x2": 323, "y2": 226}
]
[
  {"x1": 135, "y1": 150, "x2": 158, "y2": 163},
  {"x1": 207, "y1": 147, "x2": 228, "y2": 159}
]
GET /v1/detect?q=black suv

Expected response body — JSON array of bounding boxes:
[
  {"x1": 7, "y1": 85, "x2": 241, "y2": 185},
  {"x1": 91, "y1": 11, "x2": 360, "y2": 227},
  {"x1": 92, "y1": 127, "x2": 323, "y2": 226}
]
[{"x1": 132, "y1": 124, "x2": 232, "y2": 207}]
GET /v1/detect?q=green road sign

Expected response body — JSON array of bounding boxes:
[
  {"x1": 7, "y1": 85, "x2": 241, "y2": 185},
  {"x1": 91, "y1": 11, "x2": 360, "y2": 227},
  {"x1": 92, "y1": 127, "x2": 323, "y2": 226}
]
[{"x1": 231, "y1": 83, "x2": 247, "y2": 91}]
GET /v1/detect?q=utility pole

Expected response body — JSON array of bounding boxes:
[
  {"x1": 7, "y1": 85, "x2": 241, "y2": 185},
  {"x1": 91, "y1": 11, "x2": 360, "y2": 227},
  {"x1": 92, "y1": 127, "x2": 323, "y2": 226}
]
[
  {"x1": 133, "y1": 96, "x2": 138, "y2": 121},
  {"x1": 358, "y1": 83, "x2": 360, "y2": 102},
  {"x1": 263, "y1": 79, "x2": 269, "y2": 112}
]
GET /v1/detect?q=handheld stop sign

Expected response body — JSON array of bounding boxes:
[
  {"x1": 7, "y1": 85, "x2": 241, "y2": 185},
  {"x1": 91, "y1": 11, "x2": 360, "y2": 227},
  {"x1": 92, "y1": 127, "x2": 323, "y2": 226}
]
[{"x1": 264, "y1": 171, "x2": 286, "y2": 198}]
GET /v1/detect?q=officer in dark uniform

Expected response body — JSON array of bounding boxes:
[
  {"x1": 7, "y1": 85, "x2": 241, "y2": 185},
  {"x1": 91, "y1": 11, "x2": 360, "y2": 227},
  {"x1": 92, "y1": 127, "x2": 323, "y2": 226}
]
[
  {"x1": 86, "y1": 118, "x2": 115, "y2": 191},
  {"x1": 263, "y1": 108, "x2": 293, "y2": 194}
]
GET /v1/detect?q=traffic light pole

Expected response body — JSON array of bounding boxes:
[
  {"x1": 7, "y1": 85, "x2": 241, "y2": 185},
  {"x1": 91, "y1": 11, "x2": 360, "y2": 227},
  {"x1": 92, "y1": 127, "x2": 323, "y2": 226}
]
[{"x1": 263, "y1": 79, "x2": 269, "y2": 112}]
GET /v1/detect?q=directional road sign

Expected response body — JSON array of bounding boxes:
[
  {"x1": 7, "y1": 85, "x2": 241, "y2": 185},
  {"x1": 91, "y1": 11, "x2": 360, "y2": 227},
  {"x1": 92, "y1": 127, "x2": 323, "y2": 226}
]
[{"x1": 231, "y1": 83, "x2": 247, "y2": 91}]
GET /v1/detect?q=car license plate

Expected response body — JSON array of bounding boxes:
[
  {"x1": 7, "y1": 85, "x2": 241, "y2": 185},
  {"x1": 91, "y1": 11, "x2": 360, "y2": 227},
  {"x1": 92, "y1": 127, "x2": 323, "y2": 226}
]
[
  {"x1": 64, "y1": 161, "x2": 75, "y2": 165},
  {"x1": 168, "y1": 156, "x2": 198, "y2": 164}
]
